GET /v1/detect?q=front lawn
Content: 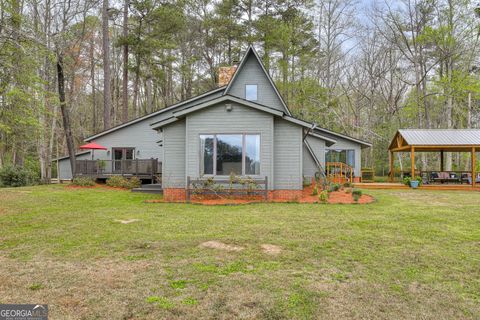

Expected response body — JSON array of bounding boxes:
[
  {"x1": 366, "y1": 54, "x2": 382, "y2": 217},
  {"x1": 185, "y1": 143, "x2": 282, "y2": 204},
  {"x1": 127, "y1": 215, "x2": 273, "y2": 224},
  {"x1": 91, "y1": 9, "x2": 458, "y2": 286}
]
[{"x1": 0, "y1": 185, "x2": 479, "y2": 319}]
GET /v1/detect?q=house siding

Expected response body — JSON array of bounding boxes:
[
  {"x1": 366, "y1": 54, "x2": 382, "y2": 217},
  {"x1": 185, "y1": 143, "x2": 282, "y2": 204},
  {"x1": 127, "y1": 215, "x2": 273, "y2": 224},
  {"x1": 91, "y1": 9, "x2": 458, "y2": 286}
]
[
  {"x1": 162, "y1": 119, "x2": 186, "y2": 188},
  {"x1": 273, "y1": 118, "x2": 303, "y2": 190},
  {"x1": 227, "y1": 54, "x2": 287, "y2": 113},
  {"x1": 185, "y1": 102, "x2": 274, "y2": 189},
  {"x1": 57, "y1": 152, "x2": 91, "y2": 180},
  {"x1": 55, "y1": 90, "x2": 225, "y2": 179}
]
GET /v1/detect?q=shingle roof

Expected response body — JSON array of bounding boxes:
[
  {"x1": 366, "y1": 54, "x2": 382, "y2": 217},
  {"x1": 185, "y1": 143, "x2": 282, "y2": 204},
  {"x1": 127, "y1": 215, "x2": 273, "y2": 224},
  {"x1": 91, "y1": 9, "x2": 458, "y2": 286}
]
[{"x1": 398, "y1": 129, "x2": 480, "y2": 145}]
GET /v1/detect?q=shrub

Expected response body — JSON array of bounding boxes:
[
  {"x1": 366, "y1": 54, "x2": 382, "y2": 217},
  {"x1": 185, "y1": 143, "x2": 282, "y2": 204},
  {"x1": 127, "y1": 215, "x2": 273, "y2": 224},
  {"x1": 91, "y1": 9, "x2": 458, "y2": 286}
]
[
  {"x1": 311, "y1": 185, "x2": 318, "y2": 196},
  {"x1": 352, "y1": 189, "x2": 362, "y2": 202},
  {"x1": 72, "y1": 177, "x2": 96, "y2": 187},
  {"x1": 403, "y1": 176, "x2": 411, "y2": 186},
  {"x1": 106, "y1": 176, "x2": 129, "y2": 188},
  {"x1": 106, "y1": 176, "x2": 141, "y2": 189},
  {"x1": 0, "y1": 165, "x2": 38, "y2": 187},
  {"x1": 128, "y1": 176, "x2": 141, "y2": 189},
  {"x1": 343, "y1": 182, "x2": 352, "y2": 188},
  {"x1": 319, "y1": 190, "x2": 329, "y2": 203}
]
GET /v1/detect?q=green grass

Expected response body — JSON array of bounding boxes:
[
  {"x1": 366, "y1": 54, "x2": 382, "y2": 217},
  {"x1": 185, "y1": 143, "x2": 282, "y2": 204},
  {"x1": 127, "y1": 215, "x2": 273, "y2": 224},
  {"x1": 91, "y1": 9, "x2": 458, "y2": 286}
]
[{"x1": 0, "y1": 184, "x2": 479, "y2": 319}]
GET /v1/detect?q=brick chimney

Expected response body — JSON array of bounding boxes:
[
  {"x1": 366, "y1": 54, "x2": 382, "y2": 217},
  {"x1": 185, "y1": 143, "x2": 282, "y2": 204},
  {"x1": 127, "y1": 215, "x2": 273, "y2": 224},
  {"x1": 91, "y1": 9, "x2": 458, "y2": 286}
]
[{"x1": 218, "y1": 65, "x2": 237, "y2": 87}]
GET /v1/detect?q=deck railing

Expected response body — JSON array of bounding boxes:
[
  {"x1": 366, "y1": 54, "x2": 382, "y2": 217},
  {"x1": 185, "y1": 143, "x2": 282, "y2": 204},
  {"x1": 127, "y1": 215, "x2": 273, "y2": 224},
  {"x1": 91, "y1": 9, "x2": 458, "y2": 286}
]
[
  {"x1": 325, "y1": 162, "x2": 354, "y2": 183},
  {"x1": 75, "y1": 158, "x2": 160, "y2": 179}
]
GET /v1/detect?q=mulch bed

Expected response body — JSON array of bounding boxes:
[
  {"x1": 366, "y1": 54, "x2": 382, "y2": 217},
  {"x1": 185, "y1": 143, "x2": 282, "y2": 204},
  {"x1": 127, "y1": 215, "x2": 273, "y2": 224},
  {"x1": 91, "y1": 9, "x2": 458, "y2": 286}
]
[{"x1": 146, "y1": 185, "x2": 374, "y2": 205}]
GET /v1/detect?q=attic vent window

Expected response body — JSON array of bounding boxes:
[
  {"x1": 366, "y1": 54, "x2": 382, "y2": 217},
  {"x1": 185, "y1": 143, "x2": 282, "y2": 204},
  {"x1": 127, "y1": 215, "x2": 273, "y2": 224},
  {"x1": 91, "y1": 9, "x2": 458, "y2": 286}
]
[{"x1": 245, "y1": 84, "x2": 257, "y2": 101}]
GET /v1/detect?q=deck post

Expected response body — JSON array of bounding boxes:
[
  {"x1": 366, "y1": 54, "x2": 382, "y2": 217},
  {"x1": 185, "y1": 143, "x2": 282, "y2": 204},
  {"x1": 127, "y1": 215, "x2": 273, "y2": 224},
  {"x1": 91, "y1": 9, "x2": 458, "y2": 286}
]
[
  {"x1": 472, "y1": 147, "x2": 476, "y2": 187},
  {"x1": 388, "y1": 150, "x2": 394, "y2": 182},
  {"x1": 186, "y1": 176, "x2": 191, "y2": 202},
  {"x1": 440, "y1": 150, "x2": 444, "y2": 172},
  {"x1": 264, "y1": 176, "x2": 268, "y2": 201},
  {"x1": 411, "y1": 146, "x2": 415, "y2": 178}
]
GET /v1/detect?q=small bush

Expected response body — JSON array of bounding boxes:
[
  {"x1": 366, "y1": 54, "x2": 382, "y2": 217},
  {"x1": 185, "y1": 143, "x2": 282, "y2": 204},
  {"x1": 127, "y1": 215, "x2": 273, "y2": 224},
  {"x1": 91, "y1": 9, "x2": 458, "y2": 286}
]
[
  {"x1": 332, "y1": 183, "x2": 341, "y2": 191},
  {"x1": 106, "y1": 176, "x2": 140, "y2": 189},
  {"x1": 128, "y1": 176, "x2": 141, "y2": 189},
  {"x1": 319, "y1": 190, "x2": 329, "y2": 203},
  {"x1": 343, "y1": 182, "x2": 352, "y2": 188},
  {"x1": 352, "y1": 189, "x2": 362, "y2": 202},
  {"x1": 106, "y1": 176, "x2": 129, "y2": 188},
  {"x1": 72, "y1": 177, "x2": 96, "y2": 187},
  {"x1": 311, "y1": 185, "x2": 318, "y2": 196},
  {"x1": 0, "y1": 165, "x2": 38, "y2": 187},
  {"x1": 403, "y1": 177, "x2": 411, "y2": 186}
]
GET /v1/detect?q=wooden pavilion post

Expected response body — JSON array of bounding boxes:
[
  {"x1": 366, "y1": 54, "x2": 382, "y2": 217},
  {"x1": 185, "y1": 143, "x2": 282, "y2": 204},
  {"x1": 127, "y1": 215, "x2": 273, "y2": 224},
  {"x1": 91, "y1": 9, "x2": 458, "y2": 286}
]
[
  {"x1": 388, "y1": 150, "x2": 394, "y2": 182},
  {"x1": 472, "y1": 147, "x2": 476, "y2": 187},
  {"x1": 411, "y1": 146, "x2": 415, "y2": 178},
  {"x1": 440, "y1": 150, "x2": 444, "y2": 172}
]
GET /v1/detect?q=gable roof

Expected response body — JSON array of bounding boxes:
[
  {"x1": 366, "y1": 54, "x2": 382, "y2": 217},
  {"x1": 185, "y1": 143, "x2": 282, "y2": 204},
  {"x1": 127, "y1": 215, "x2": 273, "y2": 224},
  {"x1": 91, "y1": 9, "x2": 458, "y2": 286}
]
[
  {"x1": 224, "y1": 46, "x2": 292, "y2": 116},
  {"x1": 150, "y1": 95, "x2": 300, "y2": 130},
  {"x1": 85, "y1": 86, "x2": 225, "y2": 141},
  {"x1": 397, "y1": 129, "x2": 480, "y2": 146}
]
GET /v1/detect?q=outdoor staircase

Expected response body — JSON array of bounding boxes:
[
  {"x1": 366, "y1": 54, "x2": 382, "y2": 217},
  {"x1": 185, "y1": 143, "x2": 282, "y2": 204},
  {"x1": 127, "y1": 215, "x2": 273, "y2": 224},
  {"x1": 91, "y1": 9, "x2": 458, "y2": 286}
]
[{"x1": 131, "y1": 183, "x2": 163, "y2": 194}]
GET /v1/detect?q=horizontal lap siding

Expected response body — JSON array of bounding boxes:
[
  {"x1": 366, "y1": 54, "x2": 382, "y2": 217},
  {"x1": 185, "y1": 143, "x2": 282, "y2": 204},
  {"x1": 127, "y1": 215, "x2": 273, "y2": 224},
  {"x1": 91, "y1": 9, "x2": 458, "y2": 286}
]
[
  {"x1": 93, "y1": 120, "x2": 162, "y2": 161},
  {"x1": 162, "y1": 119, "x2": 186, "y2": 188},
  {"x1": 303, "y1": 135, "x2": 326, "y2": 179},
  {"x1": 227, "y1": 54, "x2": 286, "y2": 113},
  {"x1": 58, "y1": 152, "x2": 91, "y2": 179},
  {"x1": 185, "y1": 103, "x2": 274, "y2": 189},
  {"x1": 274, "y1": 119, "x2": 303, "y2": 190}
]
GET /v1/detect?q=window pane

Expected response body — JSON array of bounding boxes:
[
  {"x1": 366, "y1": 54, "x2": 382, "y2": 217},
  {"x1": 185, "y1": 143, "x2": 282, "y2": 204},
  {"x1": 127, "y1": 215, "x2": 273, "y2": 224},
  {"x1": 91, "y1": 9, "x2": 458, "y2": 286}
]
[
  {"x1": 325, "y1": 150, "x2": 355, "y2": 168},
  {"x1": 346, "y1": 150, "x2": 355, "y2": 167},
  {"x1": 245, "y1": 85, "x2": 257, "y2": 101},
  {"x1": 200, "y1": 135, "x2": 214, "y2": 175},
  {"x1": 245, "y1": 135, "x2": 260, "y2": 175},
  {"x1": 216, "y1": 134, "x2": 242, "y2": 175}
]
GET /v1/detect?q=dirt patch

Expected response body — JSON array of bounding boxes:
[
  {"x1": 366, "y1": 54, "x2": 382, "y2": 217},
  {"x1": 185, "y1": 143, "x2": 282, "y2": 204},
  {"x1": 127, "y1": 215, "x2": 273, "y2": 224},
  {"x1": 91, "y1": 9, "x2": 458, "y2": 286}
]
[
  {"x1": 200, "y1": 241, "x2": 244, "y2": 252},
  {"x1": 114, "y1": 219, "x2": 140, "y2": 224},
  {"x1": 261, "y1": 244, "x2": 281, "y2": 255}
]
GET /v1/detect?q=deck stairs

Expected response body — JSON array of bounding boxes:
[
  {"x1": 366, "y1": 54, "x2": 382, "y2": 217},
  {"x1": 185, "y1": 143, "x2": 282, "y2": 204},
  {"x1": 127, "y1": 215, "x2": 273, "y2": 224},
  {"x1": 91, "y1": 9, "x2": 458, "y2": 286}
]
[{"x1": 131, "y1": 183, "x2": 163, "y2": 194}]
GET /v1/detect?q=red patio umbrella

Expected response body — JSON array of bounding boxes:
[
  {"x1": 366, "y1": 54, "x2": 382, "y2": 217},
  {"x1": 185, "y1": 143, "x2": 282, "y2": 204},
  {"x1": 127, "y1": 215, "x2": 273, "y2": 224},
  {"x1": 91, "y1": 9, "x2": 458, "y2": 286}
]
[{"x1": 79, "y1": 142, "x2": 108, "y2": 160}]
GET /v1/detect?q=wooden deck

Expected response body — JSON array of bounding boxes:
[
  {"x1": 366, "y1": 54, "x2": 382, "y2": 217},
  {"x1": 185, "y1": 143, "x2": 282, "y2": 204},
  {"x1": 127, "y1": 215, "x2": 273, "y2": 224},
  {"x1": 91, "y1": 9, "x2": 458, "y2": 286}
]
[{"x1": 354, "y1": 182, "x2": 480, "y2": 191}]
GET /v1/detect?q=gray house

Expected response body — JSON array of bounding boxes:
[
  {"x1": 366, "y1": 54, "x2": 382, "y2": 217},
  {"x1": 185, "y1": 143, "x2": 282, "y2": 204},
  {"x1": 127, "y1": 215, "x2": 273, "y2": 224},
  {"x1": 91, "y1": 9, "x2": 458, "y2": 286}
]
[{"x1": 57, "y1": 46, "x2": 371, "y2": 200}]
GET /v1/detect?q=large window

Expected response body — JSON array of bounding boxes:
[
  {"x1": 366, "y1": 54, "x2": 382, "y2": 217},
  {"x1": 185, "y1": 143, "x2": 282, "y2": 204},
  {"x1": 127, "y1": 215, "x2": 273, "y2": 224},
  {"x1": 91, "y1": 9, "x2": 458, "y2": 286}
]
[
  {"x1": 325, "y1": 149, "x2": 355, "y2": 167},
  {"x1": 200, "y1": 134, "x2": 260, "y2": 176},
  {"x1": 245, "y1": 84, "x2": 258, "y2": 101}
]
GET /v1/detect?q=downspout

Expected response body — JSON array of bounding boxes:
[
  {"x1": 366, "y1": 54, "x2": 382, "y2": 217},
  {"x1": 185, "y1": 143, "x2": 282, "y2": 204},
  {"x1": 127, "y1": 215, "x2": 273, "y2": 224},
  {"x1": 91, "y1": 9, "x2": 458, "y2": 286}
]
[{"x1": 303, "y1": 124, "x2": 327, "y2": 187}]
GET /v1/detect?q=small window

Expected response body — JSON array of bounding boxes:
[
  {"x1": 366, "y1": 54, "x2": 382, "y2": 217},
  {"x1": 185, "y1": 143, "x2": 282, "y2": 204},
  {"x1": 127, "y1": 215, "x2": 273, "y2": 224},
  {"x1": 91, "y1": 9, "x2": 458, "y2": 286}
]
[{"x1": 245, "y1": 84, "x2": 257, "y2": 101}]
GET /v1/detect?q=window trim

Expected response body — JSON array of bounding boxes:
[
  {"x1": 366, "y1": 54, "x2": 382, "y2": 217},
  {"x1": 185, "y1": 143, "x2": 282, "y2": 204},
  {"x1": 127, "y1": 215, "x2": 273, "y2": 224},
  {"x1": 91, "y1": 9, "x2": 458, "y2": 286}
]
[
  {"x1": 245, "y1": 84, "x2": 258, "y2": 101},
  {"x1": 199, "y1": 133, "x2": 261, "y2": 177}
]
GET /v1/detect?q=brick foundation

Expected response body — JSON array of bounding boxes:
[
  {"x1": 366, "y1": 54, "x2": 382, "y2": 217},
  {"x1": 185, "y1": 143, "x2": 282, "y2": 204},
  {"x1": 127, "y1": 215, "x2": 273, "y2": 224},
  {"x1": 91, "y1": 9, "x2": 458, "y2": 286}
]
[
  {"x1": 163, "y1": 188, "x2": 187, "y2": 201},
  {"x1": 268, "y1": 190, "x2": 303, "y2": 201},
  {"x1": 163, "y1": 188, "x2": 304, "y2": 202}
]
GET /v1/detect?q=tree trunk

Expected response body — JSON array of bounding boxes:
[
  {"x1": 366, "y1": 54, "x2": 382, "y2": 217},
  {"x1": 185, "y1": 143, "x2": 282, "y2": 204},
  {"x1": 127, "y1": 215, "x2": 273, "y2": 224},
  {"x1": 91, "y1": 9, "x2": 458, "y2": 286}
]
[
  {"x1": 122, "y1": 0, "x2": 129, "y2": 122},
  {"x1": 57, "y1": 55, "x2": 76, "y2": 177},
  {"x1": 102, "y1": 0, "x2": 111, "y2": 129},
  {"x1": 90, "y1": 32, "x2": 97, "y2": 132}
]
